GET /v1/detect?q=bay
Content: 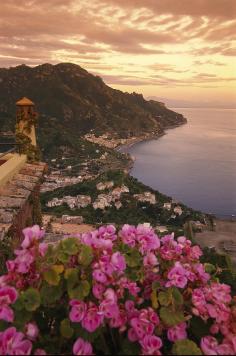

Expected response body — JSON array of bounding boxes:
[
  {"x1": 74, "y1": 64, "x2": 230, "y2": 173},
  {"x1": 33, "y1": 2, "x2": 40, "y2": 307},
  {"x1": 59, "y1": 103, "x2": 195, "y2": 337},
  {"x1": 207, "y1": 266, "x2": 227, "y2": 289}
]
[{"x1": 126, "y1": 108, "x2": 236, "y2": 218}]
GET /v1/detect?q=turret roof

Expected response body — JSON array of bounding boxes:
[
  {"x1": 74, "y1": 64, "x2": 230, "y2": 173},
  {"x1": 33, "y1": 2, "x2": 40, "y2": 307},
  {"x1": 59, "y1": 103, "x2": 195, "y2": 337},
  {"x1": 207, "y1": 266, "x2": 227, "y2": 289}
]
[{"x1": 16, "y1": 97, "x2": 34, "y2": 106}]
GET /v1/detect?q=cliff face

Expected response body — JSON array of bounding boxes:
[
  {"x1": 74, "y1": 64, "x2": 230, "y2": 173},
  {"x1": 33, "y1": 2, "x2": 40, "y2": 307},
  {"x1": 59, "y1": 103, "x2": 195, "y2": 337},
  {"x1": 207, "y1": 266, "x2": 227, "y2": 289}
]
[{"x1": 0, "y1": 63, "x2": 186, "y2": 138}]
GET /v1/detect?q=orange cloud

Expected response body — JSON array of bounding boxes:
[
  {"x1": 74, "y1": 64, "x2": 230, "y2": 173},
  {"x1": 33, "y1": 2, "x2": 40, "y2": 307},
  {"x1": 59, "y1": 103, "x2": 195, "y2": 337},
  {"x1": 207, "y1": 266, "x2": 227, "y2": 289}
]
[{"x1": 0, "y1": 0, "x2": 235, "y2": 103}]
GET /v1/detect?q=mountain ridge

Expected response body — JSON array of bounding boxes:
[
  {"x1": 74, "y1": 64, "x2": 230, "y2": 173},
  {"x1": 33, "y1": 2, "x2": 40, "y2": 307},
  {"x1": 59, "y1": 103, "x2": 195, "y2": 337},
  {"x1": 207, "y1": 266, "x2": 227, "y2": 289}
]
[{"x1": 0, "y1": 63, "x2": 187, "y2": 156}]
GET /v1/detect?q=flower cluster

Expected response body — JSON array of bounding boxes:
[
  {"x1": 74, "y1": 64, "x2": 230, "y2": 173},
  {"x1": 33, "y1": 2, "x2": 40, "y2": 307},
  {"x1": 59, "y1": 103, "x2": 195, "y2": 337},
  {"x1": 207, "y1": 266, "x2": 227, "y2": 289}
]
[{"x1": 0, "y1": 224, "x2": 235, "y2": 355}]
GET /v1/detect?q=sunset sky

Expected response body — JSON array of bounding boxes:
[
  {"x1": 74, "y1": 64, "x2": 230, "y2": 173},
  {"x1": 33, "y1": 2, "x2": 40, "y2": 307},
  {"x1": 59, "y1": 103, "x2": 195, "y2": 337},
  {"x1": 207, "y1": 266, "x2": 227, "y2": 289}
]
[{"x1": 1, "y1": 0, "x2": 236, "y2": 106}]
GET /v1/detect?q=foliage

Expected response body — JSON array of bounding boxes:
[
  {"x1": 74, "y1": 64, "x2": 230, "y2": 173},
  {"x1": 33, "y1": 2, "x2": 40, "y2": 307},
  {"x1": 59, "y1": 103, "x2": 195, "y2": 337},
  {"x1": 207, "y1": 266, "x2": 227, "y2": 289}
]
[{"x1": 0, "y1": 224, "x2": 235, "y2": 355}]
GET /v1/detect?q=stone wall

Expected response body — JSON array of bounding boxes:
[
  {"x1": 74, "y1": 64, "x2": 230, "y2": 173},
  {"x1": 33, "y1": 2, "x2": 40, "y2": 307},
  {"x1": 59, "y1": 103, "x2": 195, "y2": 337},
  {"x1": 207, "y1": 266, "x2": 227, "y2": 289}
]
[{"x1": 0, "y1": 162, "x2": 47, "y2": 241}]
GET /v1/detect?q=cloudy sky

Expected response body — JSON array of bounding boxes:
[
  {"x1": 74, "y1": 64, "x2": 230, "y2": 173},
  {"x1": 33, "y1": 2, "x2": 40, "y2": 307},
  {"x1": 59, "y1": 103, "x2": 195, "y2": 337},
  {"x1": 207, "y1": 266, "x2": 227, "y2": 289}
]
[{"x1": 1, "y1": 0, "x2": 236, "y2": 105}]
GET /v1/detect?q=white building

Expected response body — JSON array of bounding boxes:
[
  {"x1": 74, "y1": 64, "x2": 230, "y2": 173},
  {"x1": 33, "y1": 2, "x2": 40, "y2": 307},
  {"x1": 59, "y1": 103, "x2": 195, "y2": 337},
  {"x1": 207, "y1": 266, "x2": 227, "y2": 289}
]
[
  {"x1": 134, "y1": 192, "x2": 156, "y2": 205},
  {"x1": 174, "y1": 206, "x2": 183, "y2": 215},
  {"x1": 163, "y1": 202, "x2": 172, "y2": 210}
]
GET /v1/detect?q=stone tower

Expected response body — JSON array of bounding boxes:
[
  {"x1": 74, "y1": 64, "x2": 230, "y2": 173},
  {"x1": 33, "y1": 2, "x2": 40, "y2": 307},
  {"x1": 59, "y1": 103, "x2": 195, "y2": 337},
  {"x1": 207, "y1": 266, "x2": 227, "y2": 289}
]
[{"x1": 16, "y1": 97, "x2": 37, "y2": 146}]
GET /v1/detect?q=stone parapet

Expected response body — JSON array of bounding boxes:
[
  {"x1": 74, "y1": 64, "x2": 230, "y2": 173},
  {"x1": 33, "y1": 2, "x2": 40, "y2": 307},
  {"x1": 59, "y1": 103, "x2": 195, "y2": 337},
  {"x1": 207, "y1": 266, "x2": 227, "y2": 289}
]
[{"x1": 0, "y1": 162, "x2": 47, "y2": 240}]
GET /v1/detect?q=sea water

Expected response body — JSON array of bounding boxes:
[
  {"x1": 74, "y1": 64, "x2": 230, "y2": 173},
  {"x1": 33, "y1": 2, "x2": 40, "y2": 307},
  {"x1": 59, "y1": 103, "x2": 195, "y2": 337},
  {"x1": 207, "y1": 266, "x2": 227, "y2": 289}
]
[{"x1": 127, "y1": 108, "x2": 236, "y2": 218}]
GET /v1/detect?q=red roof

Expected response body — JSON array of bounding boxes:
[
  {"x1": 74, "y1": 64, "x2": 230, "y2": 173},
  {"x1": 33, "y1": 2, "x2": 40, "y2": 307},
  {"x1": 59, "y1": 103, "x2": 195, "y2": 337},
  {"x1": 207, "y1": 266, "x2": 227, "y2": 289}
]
[{"x1": 16, "y1": 97, "x2": 34, "y2": 106}]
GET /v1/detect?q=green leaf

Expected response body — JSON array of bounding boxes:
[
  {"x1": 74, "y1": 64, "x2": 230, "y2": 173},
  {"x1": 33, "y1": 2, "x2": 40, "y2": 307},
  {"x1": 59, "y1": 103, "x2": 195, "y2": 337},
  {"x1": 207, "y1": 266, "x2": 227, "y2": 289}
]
[
  {"x1": 68, "y1": 281, "x2": 90, "y2": 300},
  {"x1": 151, "y1": 290, "x2": 159, "y2": 309},
  {"x1": 52, "y1": 264, "x2": 64, "y2": 274},
  {"x1": 41, "y1": 283, "x2": 63, "y2": 305},
  {"x1": 160, "y1": 307, "x2": 185, "y2": 327},
  {"x1": 125, "y1": 249, "x2": 142, "y2": 267},
  {"x1": 119, "y1": 339, "x2": 140, "y2": 355},
  {"x1": 190, "y1": 316, "x2": 212, "y2": 341},
  {"x1": 13, "y1": 298, "x2": 24, "y2": 311},
  {"x1": 21, "y1": 288, "x2": 41, "y2": 311},
  {"x1": 0, "y1": 320, "x2": 9, "y2": 331},
  {"x1": 13, "y1": 309, "x2": 32, "y2": 330},
  {"x1": 172, "y1": 340, "x2": 202, "y2": 355},
  {"x1": 125, "y1": 268, "x2": 139, "y2": 281},
  {"x1": 152, "y1": 281, "x2": 161, "y2": 291},
  {"x1": 158, "y1": 291, "x2": 171, "y2": 306},
  {"x1": 81, "y1": 280, "x2": 90, "y2": 297},
  {"x1": 78, "y1": 245, "x2": 93, "y2": 266},
  {"x1": 60, "y1": 318, "x2": 74, "y2": 339},
  {"x1": 73, "y1": 323, "x2": 102, "y2": 342},
  {"x1": 204, "y1": 263, "x2": 216, "y2": 274},
  {"x1": 43, "y1": 269, "x2": 60, "y2": 286},
  {"x1": 57, "y1": 251, "x2": 69, "y2": 263},
  {"x1": 172, "y1": 287, "x2": 184, "y2": 306},
  {"x1": 45, "y1": 244, "x2": 57, "y2": 264},
  {"x1": 211, "y1": 276, "x2": 219, "y2": 283},
  {"x1": 61, "y1": 238, "x2": 79, "y2": 255},
  {"x1": 65, "y1": 268, "x2": 79, "y2": 289}
]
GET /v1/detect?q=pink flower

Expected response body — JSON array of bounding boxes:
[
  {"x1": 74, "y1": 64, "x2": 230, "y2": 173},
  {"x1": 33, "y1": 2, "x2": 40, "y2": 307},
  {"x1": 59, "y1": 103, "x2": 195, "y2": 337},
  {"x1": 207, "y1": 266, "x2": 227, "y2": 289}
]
[
  {"x1": 194, "y1": 264, "x2": 210, "y2": 283},
  {"x1": 210, "y1": 324, "x2": 219, "y2": 335},
  {"x1": 82, "y1": 227, "x2": 115, "y2": 250},
  {"x1": 216, "y1": 343, "x2": 235, "y2": 355},
  {"x1": 206, "y1": 304, "x2": 217, "y2": 318},
  {"x1": 104, "y1": 288, "x2": 117, "y2": 303},
  {"x1": 201, "y1": 336, "x2": 218, "y2": 355},
  {"x1": 167, "y1": 322, "x2": 187, "y2": 342},
  {"x1": 119, "y1": 278, "x2": 140, "y2": 297},
  {"x1": 128, "y1": 327, "x2": 138, "y2": 342},
  {"x1": 21, "y1": 225, "x2": 44, "y2": 249},
  {"x1": 166, "y1": 262, "x2": 188, "y2": 289},
  {"x1": 97, "y1": 255, "x2": 114, "y2": 276},
  {"x1": 0, "y1": 286, "x2": 18, "y2": 322},
  {"x1": 25, "y1": 322, "x2": 39, "y2": 341},
  {"x1": 207, "y1": 283, "x2": 232, "y2": 304},
  {"x1": 81, "y1": 304, "x2": 103, "y2": 332},
  {"x1": 92, "y1": 269, "x2": 107, "y2": 284},
  {"x1": 73, "y1": 338, "x2": 93, "y2": 355},
  {"x1": 192, "y1": 283, "x2": 232, "y2": 324},
  {"x1": 109, "y1": 308, "x2": 127, "y2": 330},
  {"x1": 140, "y1": 335, "x2": 163, "y2": 355},
  {"x1": 136, "y1": 224, "x2": 160, "y2": 254},
  {"x1": 160, "y1": 235, "x2": 182, "y2": 260},
  {"x1": 189, "y1": 245, "x2": 203, "y2": 260},
  {"x1": 99, "y1": 299, "x2": 119, "y2": 319},
  {"x1": 69, "y1": 300, "x2": 87, "y2": 323},
  {"x1": 110, "y1": 252, "x2": 126, "y2": 272},
  {"x1": 97, "y1": 255, "x2": 114, "y2": 277},
  {"x1": 98, "y1": 225, "x2": 116, "y2": 241},
  {"x1": 0, "y1": 327, "x2": 32, "y2": 355},
  {"x1": 34, "y1": 349, "x2": 47, "y2": 355},
  {"x1": 177, "y1": 236, "x2": 188, "y2": 246},
  {"x1": 38, "y1": 243, "x2": 48, "y2": 257},
  {"x1": 130, "y1": 311, "x2": 155, "y2": 340},
  {"x1": 0, "y1": 276, "x2": 9, "y2": 288},
  {"x1": 143, "y1": 252, "x2": 158, "y2": 267},
  {"x1": 92, "y1": 284, "x2": 105, "y2": 299},
  {"x1": 8, "y1": 249, "x2": 34, "y2": 274},
  {"x1": 120, "y1": 224, "x2": 136, "y2": 247}
]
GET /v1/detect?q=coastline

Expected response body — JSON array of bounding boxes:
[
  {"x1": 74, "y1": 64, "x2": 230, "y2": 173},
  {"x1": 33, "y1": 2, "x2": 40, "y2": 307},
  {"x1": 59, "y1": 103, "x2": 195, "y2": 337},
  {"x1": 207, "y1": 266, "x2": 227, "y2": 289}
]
[
  {"x1": 117, "y1": 121, "x2": 187, "y2": 151},
  {"x1": 118, "y1": 118, "x2": 235, "y2": 228},
  {"x1": 117, "y1": 121, "x2": 187, "y2": 172}
]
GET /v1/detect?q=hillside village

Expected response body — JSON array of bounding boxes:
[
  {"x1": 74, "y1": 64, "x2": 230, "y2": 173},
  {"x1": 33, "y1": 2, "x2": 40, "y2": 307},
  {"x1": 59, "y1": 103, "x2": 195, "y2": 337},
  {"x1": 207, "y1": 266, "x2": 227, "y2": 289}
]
[{"x1": 41, "y1": 169, "x2": 207, "y2": 239}]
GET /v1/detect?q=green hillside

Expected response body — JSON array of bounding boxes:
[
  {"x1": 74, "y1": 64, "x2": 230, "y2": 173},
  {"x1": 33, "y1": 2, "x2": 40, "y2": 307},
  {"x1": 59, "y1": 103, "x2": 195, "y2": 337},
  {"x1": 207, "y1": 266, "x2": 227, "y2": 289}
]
[{"x1": 0, "y1": 63, "x2": 186, "y2": 145}]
